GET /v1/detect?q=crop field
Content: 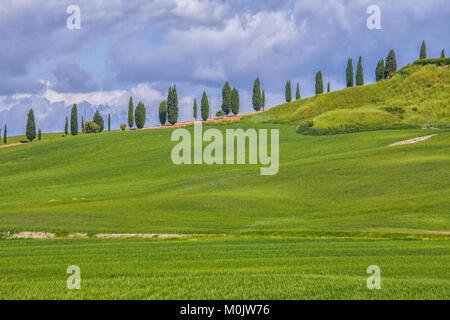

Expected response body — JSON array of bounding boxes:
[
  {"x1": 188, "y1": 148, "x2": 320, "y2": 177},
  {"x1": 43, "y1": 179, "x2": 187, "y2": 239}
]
[{"x1": 1, "y1": 237, "x2": 449, "y2": 300}]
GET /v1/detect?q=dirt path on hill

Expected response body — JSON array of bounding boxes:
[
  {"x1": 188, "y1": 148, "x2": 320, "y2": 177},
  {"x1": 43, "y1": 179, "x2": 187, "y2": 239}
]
[
  {"x1": 389, "y1": 134, "x2": 437, "y2": 147},
  {"x1": 140, "y1": 111, "x2": 263, "y2": 131},
  {"x1": 0, "y1": 142, "x2": 25, "y2": 149}
]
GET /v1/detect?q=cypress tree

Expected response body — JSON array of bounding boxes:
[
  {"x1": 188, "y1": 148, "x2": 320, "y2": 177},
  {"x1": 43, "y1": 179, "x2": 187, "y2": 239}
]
[
  {"x1": 221, "y1": 82, "x2": 232, "y2": 115},
  {"x1": 327, "y1": 81, "x2": 331, "y2": 93},
  {"x1": 81, "y1": 116, "x2": 85, "y2": 132},
  {"x1": 295, "y1": 82, "x2": 300, "y2": 100},
  {"x1": 420, "y1": 40, "x2": 427, "y2": 59},
  {"x1": 356, "y1": 56, "x2": 364, "y2": 86},
  {"x1": 315, "y1": 71, "x2": 324, "y2": 95},
  {"x1": 26, "y1": 109, "x2": 37, "y2": 142},
  {"x1": 201, "y1": 91, "x2": 209, "y2": 121},
  {"x1": 262, "y1": 91, "x2": 266, "y2": 110},
  {"x1": 285, "y1": 80, "x2": 292, "y2": 102},
  {"x1": 346, "y1": 58, "x2": 354, "y2": 87},
  {"x1": 135, "y1": 102, "x2": 146, "y2": 129},
  {"x1": 441, "y1": 49, "x2": 446, "y2": 58},
  {"x1": 38, "y1": 128, "x2": 42, "y2": 141},
  {"x1": 93, "y1": 110, "x2": 104, "y2": 132},
  {"x1": 252, "y1": 78, "x2": 262, "y2": 111},
  {"x1": 108, "y1": 114, "x2": 111, "y2": 131},
  {"x1": 231, "y1": 88, "x2": 240, "y2": 115},
  {"x1": 193, "y1": 98, "x2": 198, "y2": 120},
  {"x1": 159, "y1": 100, "x2": 167, "y2": 125},
  {"x1": 64, "y1": 116, "x2": 68, "y2": 136},
  {"x1": 70, "y1": 104, "x2": 78, "y2": 135},
  {"x1": 128, "y1": 97, "x2": 134, "y2": 128},
  {"x1": 385, "y1": 49, "x2": 397, "y2": 79},
  {"x1": 3, "y1": 124, "x2": 7, "y2": 144},
  {"x1": 375, "y1": 59, "x2": 385, "y2": 82},
  {"x1": 167, "y1": 85, "x2": 179, "y2": 125}
]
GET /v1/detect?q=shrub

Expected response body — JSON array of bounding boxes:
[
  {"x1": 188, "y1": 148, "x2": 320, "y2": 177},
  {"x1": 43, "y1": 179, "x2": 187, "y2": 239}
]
[
  {"x1": 120, "y1": 124, "x2": 126, "y2": 131},
  {"x1": 215, "y1": 110, "x2": 226, "y2": 117},
  {"x1": 413, "y1": 57, "x2": 450, "y2": 67},
  {"x1": 84, "y1": 121, "x2": 101, "y2": 133},
  {"x1": 38, "y1": 129, "x2": 42, "y2": 141}
]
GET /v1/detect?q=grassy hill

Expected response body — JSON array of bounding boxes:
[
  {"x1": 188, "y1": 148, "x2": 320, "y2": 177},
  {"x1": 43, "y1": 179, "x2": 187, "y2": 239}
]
[
  {"x1": 245, "y1": 64, "x2": 450, "y2": 133},
  {"x1": 0, "y1": 123, "x2": 449, "y2": 236}
]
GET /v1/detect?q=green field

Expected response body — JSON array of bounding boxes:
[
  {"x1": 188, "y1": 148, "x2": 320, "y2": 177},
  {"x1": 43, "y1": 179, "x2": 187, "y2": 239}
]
[
  {"x1": 1, "y1": 64, "x2": 449, "y2": 300},
  {"x1": 1, "y1": 238, "x2": 448, "y2": 300},
  {"x1": 1, "y1": 124, "x2": 449, "y2": 235}
]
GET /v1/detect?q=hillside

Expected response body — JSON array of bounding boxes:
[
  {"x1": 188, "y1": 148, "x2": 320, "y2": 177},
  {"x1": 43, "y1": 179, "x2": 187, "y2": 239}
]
[
  {"x1": 245, "y1": 64, "x2": 450, "y2": 132},
  {"x1": 0, "y1": 123, "x2": 449, "y2": 236}
]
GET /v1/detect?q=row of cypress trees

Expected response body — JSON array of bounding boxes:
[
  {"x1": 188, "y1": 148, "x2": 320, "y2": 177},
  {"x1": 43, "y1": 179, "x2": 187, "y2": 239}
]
[
  {"x1": 220, "y1": 82, "x2": 240, "y2": 116},
  {"x1": 128, "y1": 97, "x2": 147, "y2": 129}
]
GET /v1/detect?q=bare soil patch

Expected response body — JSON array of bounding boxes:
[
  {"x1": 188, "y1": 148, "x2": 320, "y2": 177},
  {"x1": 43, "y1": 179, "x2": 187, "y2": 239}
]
[{"x1": 389, "y1": 134, "x2": 436, "y2": 147}]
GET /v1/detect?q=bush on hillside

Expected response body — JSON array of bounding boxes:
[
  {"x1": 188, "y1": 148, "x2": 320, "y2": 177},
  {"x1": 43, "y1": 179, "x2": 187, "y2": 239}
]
[
  {"x1": 83, "y1": 121, "x2": 101, "y2": 133},
  {"x1": 215, "y1": 110, "x2": 226, "y2": 117},
  {"x1": 120, "y1": 124, "x2": 126, "y2": 131},
  {"x1": 413, "y1": 57, "x2": 450, "y2": 67}
]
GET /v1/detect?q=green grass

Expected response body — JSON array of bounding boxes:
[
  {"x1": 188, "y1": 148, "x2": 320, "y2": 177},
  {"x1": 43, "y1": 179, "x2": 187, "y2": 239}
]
[
  {"x1": 1, "y1": 64, "x2": 449, "y2": 300},
  {"x1": 1, "y1": 124, "x2": 449, "y2": 235},
  {"x1": 245, "y1": 64, "x2": 450, "y2": 130},
  {"x1": 0, "y1": 238, "x2": 448, "y2": 300}
]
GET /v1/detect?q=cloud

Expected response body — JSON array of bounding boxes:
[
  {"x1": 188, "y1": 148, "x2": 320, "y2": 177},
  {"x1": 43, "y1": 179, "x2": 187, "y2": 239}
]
[{"x1": 51, "y1": 60, "x2": 99, "y2": 93}]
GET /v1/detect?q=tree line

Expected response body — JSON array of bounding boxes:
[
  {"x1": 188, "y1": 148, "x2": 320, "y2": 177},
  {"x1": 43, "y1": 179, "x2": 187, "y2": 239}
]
[{"x1": 5, "y1": 41, "x2": 445, "y2": 143}]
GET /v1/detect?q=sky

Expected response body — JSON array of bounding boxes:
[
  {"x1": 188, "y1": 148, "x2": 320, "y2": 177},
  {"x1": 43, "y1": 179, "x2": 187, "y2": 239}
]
[{"x1": 0, "y1": 0, "x2": 449, "y2": 136}]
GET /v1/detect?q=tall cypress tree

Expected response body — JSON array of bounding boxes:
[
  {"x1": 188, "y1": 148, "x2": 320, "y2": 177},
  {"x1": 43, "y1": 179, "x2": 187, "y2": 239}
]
[
  {"x1": 159, "y1": 100, "x2": 167, "y2": 125},
  {"x1": 108, "y1": 114, "x2": 111, "y2": 131},
  {"x1": 201, "y1": 91, "x2": 209, "y2": 121},
  {"x1": 385, "y1": 49, "x2": 397, "y2": 79},
  {"x1": 64, "y1": 117, "x2": 68, "y2": 136},
  {"x1": 26, "y1": 109, "x2": 37, "y2": 142},
  {"x1": 327, "y1": 81, "x2": 331, "y2": 93},
  {"x1": 38, "y1": 128, "x2": 42, "y2": 141},
  {"x1": 193, "y1": 98, "x2": 198, "y2": 120},
  {"x1": 93, "y1": 110, "x2": 104, "y2": 132},
  {"x1": 285, "y1": 80, "x2": 292, "y2": 102},
  {"x1": 252, "y1": 78, "x2": 262, "y2": 111},
  {"x1": 420, "y1": 40, "x2": 427, "y2": 59},
  {"x1": 441, "y1": 49, "x2": 446, "y2": 58},
  {"x1": 3, "y1": 124, "x2": 7, "y2": 144},
  {"x1": 375, "y1": 59, "x2": 385, "y2": 82},
  {"x1": 315, "y1": 71, "x2": 324, "y2": 95},
  {"x1": 81, "y1": 116, "x2": 85, "y2": 132},
  {"x1": 167, "y1": 85, "x2": 179, "y2": 125},
  {"x1": 262, "y1": 90, "x2": 265, "y2": 110},
  {"x1": 356, "y1": 56, "x2": 364, "y2": 86},
  {"x1": 295, "y1": 82, "x2": 300, "y2": 100},
  {"x1": 70, "y1": 104, "x2": 78, "y2": 135},
  {"x1": 128, "y1": 97, "x2": 134, "y2": 128},
  {"x1": 346, "y1": 58, "x2": 354, "y2": 87},
  {"x1": 221, "y1": 82, "x2": 232, "y2": 115},
  {"x1": 231, "y1": 88, "x2": 240, "y2": 115}
]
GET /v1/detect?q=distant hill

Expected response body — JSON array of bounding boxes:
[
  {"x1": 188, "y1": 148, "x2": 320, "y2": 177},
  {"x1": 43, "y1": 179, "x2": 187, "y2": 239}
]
[{"x1": 245, "y1": 64, "x2": 450, "y2": 133}]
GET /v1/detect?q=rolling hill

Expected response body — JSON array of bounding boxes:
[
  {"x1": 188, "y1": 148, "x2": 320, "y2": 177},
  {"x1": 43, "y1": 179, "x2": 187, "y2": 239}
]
[{"x1": 245, "y1": 64, "x2": 450, "y2": 133}]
